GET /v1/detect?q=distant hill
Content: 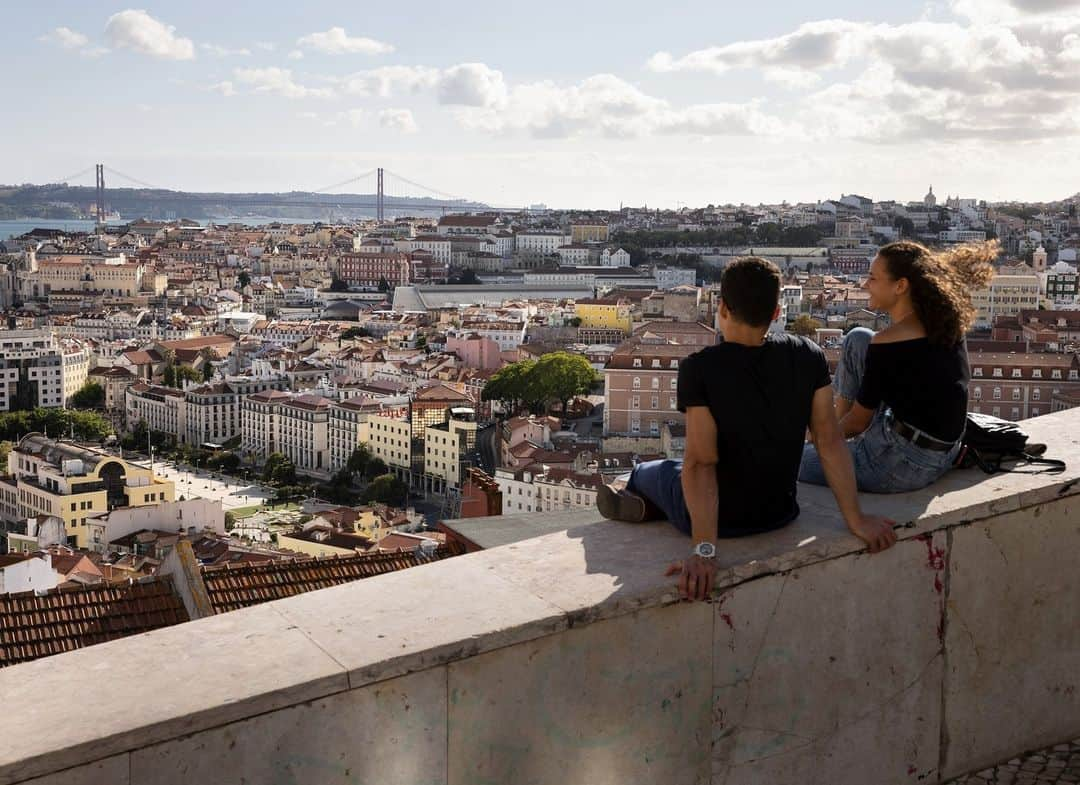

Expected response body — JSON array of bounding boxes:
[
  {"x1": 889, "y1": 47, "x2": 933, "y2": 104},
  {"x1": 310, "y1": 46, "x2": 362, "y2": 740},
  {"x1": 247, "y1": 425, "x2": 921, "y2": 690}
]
[{"x1": 0, "y1": 183, "x2": 490, "y2": 221}]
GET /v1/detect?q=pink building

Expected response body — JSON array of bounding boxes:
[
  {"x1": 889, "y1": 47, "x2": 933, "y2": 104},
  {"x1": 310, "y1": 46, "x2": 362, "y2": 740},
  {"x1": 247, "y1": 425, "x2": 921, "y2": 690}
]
[{"x1": 446, "y1": 334, "x2": 503, "y2": 370}]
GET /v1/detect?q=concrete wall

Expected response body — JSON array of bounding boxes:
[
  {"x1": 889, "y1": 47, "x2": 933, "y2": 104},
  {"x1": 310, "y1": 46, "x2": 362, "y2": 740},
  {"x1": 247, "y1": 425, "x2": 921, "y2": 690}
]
[{"x1": 1, "y1": 410, "x2": 1078, "y2": 785}]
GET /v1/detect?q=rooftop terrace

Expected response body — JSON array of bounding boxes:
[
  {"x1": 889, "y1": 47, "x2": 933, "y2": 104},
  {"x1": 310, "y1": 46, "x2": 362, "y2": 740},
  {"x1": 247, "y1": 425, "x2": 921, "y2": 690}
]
[{"x1": 1, "y1": 409, "x2": 1079, "y2": 784}]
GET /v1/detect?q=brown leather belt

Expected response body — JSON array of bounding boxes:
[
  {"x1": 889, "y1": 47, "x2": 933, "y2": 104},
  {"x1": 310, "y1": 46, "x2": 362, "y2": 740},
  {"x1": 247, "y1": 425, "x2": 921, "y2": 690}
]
[{"x1": 890, "y1": 418, "x2": 955, "y2": 452}]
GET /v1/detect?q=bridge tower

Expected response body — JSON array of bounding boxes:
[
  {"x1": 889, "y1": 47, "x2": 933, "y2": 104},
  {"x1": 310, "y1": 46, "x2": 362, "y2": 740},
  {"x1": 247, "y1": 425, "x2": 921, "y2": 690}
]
[
  {"x1": 94, "y1": 164, "x2": 106, "y2": 225},
  {"x1": 376, "y1": 167, "x2": 384, "y2": 223}
]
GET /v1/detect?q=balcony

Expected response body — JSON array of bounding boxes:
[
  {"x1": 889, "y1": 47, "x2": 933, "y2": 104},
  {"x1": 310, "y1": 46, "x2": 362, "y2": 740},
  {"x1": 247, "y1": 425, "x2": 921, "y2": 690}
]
[{"x1": 0, "y1": 409, "x2": 1078, "y2": 784}]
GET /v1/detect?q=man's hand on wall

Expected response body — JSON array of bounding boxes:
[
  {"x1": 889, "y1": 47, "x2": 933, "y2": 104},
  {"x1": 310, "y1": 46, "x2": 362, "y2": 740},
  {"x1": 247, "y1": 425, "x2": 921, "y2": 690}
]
[
  {"x1": 848, "y1": 514, "x2": 897, "y2": 553},
  {"x1": 665, "y1": 555, "x2": 717, "y2": 602}
]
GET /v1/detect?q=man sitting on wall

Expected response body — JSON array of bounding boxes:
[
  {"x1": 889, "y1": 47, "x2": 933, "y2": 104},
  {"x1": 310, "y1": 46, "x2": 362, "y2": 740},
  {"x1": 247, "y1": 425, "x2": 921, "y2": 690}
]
[{"x1": 596, "y1": 256, "x2": 896, "y2": 601}]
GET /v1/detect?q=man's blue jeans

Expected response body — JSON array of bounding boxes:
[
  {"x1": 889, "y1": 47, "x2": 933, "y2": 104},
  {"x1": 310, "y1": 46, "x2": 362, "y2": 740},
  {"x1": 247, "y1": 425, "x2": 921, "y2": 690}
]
[{"x1": 627, "y1": 459, "x2": 794, "y2": 538}]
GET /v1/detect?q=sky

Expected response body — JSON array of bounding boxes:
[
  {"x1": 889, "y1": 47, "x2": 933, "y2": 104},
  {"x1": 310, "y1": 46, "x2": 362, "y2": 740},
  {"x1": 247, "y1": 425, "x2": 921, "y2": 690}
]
[{"x1": 4, "y1": 0, "x2": 1080, "y2": 209}]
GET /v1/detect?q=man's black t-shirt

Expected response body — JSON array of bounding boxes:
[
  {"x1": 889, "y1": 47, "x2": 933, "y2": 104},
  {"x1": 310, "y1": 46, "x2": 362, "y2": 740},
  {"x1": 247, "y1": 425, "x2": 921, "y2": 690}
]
[{"x1": 677, "y1": 333, "x2": 832, "y2": 536}]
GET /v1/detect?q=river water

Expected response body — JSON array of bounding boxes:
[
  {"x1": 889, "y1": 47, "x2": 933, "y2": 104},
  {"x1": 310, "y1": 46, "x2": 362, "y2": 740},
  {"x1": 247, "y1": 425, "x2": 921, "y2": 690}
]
[{"x1": 0, "y1": 216, "x2": 321, "y2": 241}]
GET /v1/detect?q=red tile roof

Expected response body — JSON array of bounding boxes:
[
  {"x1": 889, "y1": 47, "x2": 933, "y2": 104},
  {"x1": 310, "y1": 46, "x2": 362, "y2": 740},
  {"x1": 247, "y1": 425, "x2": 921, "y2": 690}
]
[
  {"x1": 200, "y1": 548, "x2": 452, "y2": 614},
  {"x1": 0, "y1": 578, "x2": 189, "y2": 667}
]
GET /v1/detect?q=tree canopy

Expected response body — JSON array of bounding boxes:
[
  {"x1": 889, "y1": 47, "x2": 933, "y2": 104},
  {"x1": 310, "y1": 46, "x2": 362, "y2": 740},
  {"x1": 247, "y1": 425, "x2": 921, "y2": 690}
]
[
  {"x1": 70, "y1": 381, "x2": 105, "y2": 410},
  {"x1": 790, "y1": 315, "x2": 823, "y2": 337},
  {"x1": 362, "y1": 473, "x2": 407, "y2": 505},
  {"x1": 263, "y1": 452, "x2": 297, "y2": 486},
  {"x1": 0, "y1": 408, "x2": 113, "y2": 443},
  {"x1": 483, "y1": 352, "x2": 595, "y2": 415}
]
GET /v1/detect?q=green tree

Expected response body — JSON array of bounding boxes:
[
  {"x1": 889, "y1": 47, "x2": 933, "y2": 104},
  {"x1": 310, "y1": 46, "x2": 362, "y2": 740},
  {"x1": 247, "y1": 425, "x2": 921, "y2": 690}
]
[
  {"x1": 174, "y1": 365, "x2": 202, "y2": 387},
  {"x1": 329, "y1": 276, "x2": 349, "y2": 292},
  {"x1": 362, "y1": 473, "x2": 406, "y2": 505},
  {"x1": 224, "y1": 511, "x2": 237, "y2": 531},
  {"x1": 0, "y1": 440, "x2": 12, "y2": 474},
  {"x1": 162, "y1": 364, "x2": 176, "y2": 387},
  {"x1": 346, "y1": 444, "x2": 372, "y2": 478},
  {"x1": 66, "y1": 410, "x2": 113, "y2": 442},
  {"x1": 364, "y1": 457, "x2": 388, "y2": 481},
  {"x1": 415, "y1": 334, "x2": 428, "y2": 352},
  {"x1": 237, "y1": 270, "x2": 251, "y2": 288},
  {"x1": 378, "y1": 276, "x2": 391, "y2": 293},
  {"x1": 790, "y1": 315, "x2": 823, "y2": 337},
  {"x1": 70, "y1": 381, "x2": 105, "y2": 410},
  {"x1": 262, "y1": 452, "x2": 297, "y2": 486},
  {"x1": 341, "y1": 326, "x2": 368, "y2": 340},
  {"x1": 482, "y1": 359, "x2": 537, "y2": 414},
  {"x1": 533, "y1": 352, "x2": 595, "y2": 415},
  {"x1": 202, "y1": 363, "x2": 214, "y2": 382}
]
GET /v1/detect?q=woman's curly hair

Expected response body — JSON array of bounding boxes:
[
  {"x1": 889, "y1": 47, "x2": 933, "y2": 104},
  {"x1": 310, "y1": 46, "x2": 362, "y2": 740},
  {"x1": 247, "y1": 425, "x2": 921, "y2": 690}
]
[{"x1": 877, "y1": 239, "x2": 998, "y2": 345}]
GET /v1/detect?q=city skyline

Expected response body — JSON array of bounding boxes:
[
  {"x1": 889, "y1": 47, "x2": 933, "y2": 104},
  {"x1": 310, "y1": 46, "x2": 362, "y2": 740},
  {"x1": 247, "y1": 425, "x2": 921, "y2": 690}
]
[{"x1": 4, "y1": 0, "x2": 1080, "y2": 208}]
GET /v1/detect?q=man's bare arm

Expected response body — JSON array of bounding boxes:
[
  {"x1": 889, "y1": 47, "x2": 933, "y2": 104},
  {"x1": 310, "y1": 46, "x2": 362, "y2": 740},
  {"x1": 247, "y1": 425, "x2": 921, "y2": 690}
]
[
  {"x1": 808, "y1": 386, "x2": 896, "y2": 552},
  {"x1": 681, "y1": 406, "x2": 720, "y2": 548}
]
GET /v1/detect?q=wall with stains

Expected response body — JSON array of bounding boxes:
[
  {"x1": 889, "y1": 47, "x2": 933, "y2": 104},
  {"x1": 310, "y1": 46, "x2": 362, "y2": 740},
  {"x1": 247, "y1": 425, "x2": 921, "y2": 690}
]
[{"x1": 0, "y1": 410, "x2": 1078, "y2": 785}]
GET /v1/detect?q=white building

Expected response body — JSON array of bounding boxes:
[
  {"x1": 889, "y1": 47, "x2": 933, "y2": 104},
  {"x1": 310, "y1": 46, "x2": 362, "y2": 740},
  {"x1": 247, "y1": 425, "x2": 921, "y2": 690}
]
[
  {"x1": 184, "y1": 382, "x2": 239, "y2": 447},
  {"x1": 0, "y1": 553, "x2": 59, "y2": 595},
  {"x1": 0, "y1": 329, "x2": 91, "y2": 412},
  {"x1": 599, "y1": 248, "x2": 631, "y2": 268},
  {"x1": 516, "y1": 231, "x2": 568, "y2": 256},
  {"x1": 125, "y1": 383, "x2": 187, "y2": 437},
  {"x1": 278, "y1": 395, "x2": 331, "y2": 478},
  {"x1": 653, "y1": 267, "x2": 697, "y2": 290}
]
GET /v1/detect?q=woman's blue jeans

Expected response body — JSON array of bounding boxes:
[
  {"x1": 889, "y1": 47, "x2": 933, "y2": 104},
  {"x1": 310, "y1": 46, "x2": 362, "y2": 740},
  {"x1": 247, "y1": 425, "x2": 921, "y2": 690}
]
[{"x1": 799, "y1": 327, "x2": 961, "y2": 493}]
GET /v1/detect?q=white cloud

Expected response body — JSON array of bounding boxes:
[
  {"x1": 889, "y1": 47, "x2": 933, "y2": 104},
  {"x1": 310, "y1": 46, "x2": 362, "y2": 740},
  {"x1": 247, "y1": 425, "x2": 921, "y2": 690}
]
[
  {"x1": 296, "y1": 27, "x2": 393, "y2": 55},
  {"x1": 254, "y1": 41, "x2": 275, "y2": 51},
  {"x1": 344, "y1": 109, "x2": 365, "y2": 127},
  {"x1": 436, "y1": 63, "x2": 507, "y2": 107},
  {"x1": 339, "y1": 65, "x2": 439, "y2": 97},
  {"x1": 287, "y1": 49, "x2": 304, "y2": 60},
  {"x1": 104, "y1": 10, "x2": 195, "y2": 60},
  {"x1": 233, "y1": 67, "x2": 335, "y2": 99},
  {"x1": 649, "y1": 11, "x2": 1080, "y2": 142},
  {"x1": 455, "y1": 73, "x2": 784, "y2": 140},
  {"x1": 40, "y1": 27, "x2": 89, "y2": 50},
  {"x1": 379, "y1": 108, "x2": 419, "y2": 133},
  {"x1": 201, "y1": 43, "x2": 251, "y2": 57},
  {"x1": 208, "y1": 81, "x2": 236, "y2": 97}
]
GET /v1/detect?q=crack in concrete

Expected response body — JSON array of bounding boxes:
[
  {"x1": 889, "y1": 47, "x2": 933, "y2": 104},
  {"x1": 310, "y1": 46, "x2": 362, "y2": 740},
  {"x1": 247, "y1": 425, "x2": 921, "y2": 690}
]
[
  {"x1": 739, "y1": 572, "x2": 790, "y2": 717},
  {"x1": 730, "y1": 650, "x2": 944, "y2": 767}
]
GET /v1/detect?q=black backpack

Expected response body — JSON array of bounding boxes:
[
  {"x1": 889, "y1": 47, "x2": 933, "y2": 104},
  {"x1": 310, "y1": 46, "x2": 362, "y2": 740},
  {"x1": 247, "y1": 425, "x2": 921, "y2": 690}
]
[{"x1": 955, "y1": 412, "x2": 1066, "y2": 475}]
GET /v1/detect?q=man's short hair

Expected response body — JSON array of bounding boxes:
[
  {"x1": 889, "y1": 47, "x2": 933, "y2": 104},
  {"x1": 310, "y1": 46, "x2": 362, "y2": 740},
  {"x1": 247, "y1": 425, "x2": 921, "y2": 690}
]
[{"x1": 720, "y1": 256, "x2": 781, "y2": 327}]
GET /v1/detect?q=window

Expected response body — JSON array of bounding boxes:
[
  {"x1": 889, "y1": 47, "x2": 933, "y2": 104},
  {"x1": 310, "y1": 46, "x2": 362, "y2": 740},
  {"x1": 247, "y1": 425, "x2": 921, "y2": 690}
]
[
  {"x1": 993, "y1": 368, "x2": 1003, "y2": 377},
  {"x1": 1011, "y1": 407, "x2": 1020, "y2": 419},
  {"x1": 1032, "y1": 408, "x2": 1040, "y2": 417},
  {"x1": 632, "y1": 377, "x2": 641, "y2": 389},
  {"x1": 1012, "y1": 368, "x2": 1022, "y2": 378},
  {"x1": 1011, "y1": 389, "x2": 1021, "y2": 401},
  {"x1": 972, "y1": 368, "x2": 983, "y2": 377},
  {"x1": 993, "y1": 387, "x2": 1002, "y2": 400},
  {"x1": 651, "y1": 396, "x2": 658, "y2": 409},
  {"x1": 651, "y1": 377, "x2": 659, "y2": 389},
  {"x1": 992, "y1": 406, "x2": 1001, "y2": 417},
  {"x1": 632, "y1": 358, "x2": 641, "y2": 368},
  {"x1": 973, "y1": 387, "x2": 982, "y2": 400},
  {"x1": 631, "y1": 395, "x2": 640, "y2": 408},
  {"x1": 1032, "y1": 388, "x2": 1041, "y2": 401},
  {"x1": 651, "y1": 359, "x2": 660, "y2": 368},
  {"x1": 1052, "y1": 370, "x2": 1062, "y2": 379},
  {"x1": 1032, "y1": 369, "x2": 1042, "y2": 379}
]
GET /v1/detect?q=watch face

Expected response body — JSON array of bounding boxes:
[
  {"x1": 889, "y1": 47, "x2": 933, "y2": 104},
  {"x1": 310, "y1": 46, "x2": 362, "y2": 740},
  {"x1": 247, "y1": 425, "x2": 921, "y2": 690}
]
[{"x1": 694, "y1": 542, "x2": 716, "y2": 558}]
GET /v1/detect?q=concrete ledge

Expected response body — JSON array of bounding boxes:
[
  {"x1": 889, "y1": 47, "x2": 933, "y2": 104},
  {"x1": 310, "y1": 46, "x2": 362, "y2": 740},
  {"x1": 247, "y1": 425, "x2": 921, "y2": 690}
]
[{"x1": 1, "y1": 410, "x2": 1078, "y2": 784}]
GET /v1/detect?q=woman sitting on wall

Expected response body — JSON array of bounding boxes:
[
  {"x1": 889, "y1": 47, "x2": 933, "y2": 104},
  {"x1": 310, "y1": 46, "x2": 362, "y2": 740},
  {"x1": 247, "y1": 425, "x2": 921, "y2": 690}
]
[{"x1": 799, "y1": 240, "x2": 997, "y2": 493}]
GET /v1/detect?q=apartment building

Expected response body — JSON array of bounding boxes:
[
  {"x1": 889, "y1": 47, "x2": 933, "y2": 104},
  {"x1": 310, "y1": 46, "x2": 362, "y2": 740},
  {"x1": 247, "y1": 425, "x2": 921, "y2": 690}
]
[
  {"x1": 278, "y1": 395, "x2": 331, "y2": 478},
  {"x1": 423, "y1": 413, "x2": 478, "y2": 492},
  {"x1": 336, "y1": 252, "x2": 411, "y2": 290},
  {"x1": 972, "y1": 265, "x2": 1042, "y2": 328},
  {"x1": 0, "y1": 329, "x2": 91, "y2": 412},
  {"x1": 968, "y1": 351, "x2": 1080, "y2": 421},
  {"x1": 574, "y1": 298, "x2": 632, "y2": 335},
  {"x1": 3, "y1": 435, "x2": 175, "y2": 550},
  {"x1": 125, "y1": 383, "x2": 186, "y2": 438},
  {"x1": 183, "y1": 382, "x2": 239, "y2": 447},
  {"x1": 366, "y1": 413, "x2": 413, "y2": 477},
  {"x1": 240, "y1": 389, "x2": 292, "y2": 462},
  {"x1": 603, "y1": 322, "x2": 716, "y2": 438}
]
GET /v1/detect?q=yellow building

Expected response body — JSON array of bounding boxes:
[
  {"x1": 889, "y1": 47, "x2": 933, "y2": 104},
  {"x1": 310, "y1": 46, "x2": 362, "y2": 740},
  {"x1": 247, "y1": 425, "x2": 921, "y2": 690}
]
[
  {"x1": 423, "y1": 413, "x2": 478, "y2": 492},
  {"x1": 5, "y1": 434, "x2": 175, "y2": 550},
  {"x1": 574, "y1": 297, "x2": 633, "y2": 334},
  {"x1": 571, "y1": 223, "x2": 609, "y2": 244},
  {"x1": 277, "y1": 525, "x2": 370, "y2": 558}
]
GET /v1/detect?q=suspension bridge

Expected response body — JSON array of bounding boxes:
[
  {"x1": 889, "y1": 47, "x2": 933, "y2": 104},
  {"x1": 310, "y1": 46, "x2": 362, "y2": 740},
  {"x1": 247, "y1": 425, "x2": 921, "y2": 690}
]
[{"x1": 43, "y1": 164, "x2": 519, "y2": 220}]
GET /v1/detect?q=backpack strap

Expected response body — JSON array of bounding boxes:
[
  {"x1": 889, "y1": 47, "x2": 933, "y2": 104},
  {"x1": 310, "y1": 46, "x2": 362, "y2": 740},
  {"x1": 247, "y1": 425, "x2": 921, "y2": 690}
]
[{"x1": 968, "y1": 447, "x2": 1066, "y2": 475}]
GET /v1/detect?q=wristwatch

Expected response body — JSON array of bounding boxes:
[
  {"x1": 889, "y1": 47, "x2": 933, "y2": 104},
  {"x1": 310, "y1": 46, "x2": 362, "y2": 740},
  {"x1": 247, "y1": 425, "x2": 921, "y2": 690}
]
[{"x1": 692, "y1": 541, "x2": 717, "y2": 559}]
